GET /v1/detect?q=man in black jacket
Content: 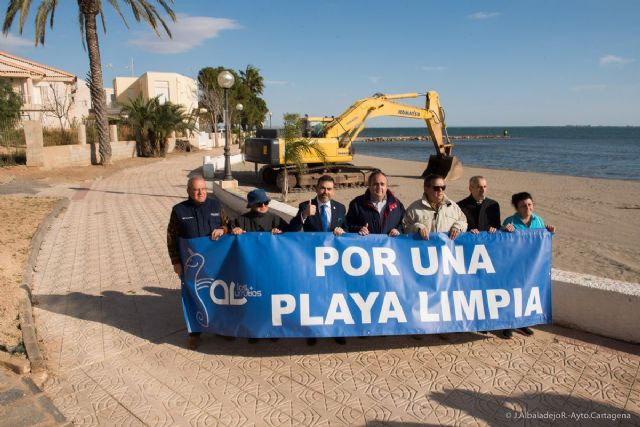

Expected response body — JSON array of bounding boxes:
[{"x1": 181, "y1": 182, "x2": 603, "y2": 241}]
[
  {"x1": 346, "y1": 171, "x2": 404, "y2": 236},
  {"x1": 167, "y1": 175, "x2": 228, "y2": 350},
  {"x1": 457, "y1": 176, "x2": 501, "y2": 234},
  {"x1": 288, "y1": 175, "x2": 347, "y2": 236},
  {"x1": 288, "y1": 175, "x2": 348, "y2": 345}
]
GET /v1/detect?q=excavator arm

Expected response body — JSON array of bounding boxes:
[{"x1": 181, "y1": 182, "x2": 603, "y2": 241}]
[{"x1": 314, "y1": 91, "x2": 461, "y2": 179}]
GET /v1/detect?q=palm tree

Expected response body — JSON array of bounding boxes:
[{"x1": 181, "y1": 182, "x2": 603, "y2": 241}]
[
  {"x1": 118, "y1": 95, "x2": 157, "y2": 156},
  {"x1": 2, "y1": 0, "x2": 176, "y2": 165},
  {"x1": 240, "y1": 65, "x2": 264, "y2": 95},
  {"x1": 280, "y1": 113, "x2": 325, "y2": 202},
  {"x1": 120, "y1": 96, "x2": 197, "y2": 157}
]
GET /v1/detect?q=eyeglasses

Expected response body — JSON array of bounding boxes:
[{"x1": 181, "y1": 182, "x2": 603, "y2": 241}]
[
  {"x1": 253, "y1": 202, "x2": 269, "y2": 207},
  {"x1": 429, "y1": 185, "x2": 446, "y2": 191}
]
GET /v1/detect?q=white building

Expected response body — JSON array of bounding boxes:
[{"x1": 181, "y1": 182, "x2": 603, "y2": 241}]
[{"x1": 0, "y1": 51, "x2": 91, "y2": 128}]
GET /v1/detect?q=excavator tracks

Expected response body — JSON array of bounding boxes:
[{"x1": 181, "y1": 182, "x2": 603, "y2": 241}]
[{"x1": 263, "y1": 164, "x2": 379, "y2": 191}]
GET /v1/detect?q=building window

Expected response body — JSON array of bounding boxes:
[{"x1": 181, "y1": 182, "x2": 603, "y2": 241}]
[{"x1": 154, "y1": 81, "x2": 170, "y2": 104}]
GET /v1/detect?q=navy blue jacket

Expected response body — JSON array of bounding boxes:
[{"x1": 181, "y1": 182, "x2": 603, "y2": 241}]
[
  {"x1": 167, "y1": 197, "x2": 227, "y2": 264},
  {"x1": 346, "y1": 190, "x2": 405, "y2": 234},
  {"x1": 288, "y1": 199, "x2": 348, "y2": 232}
]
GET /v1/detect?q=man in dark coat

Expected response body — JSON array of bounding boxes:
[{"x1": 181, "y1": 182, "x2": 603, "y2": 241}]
[
  {"x1": 288, "y1": 175, "x2": 347, "y2": 236},
  {"x1": 346, "y1": 171, "x2": 404, "y2": 236},
  {"x1": 457, "y1": 175, "x2": 508, "y2": 337},
  {"x1": 288, "y1": 175, "x2": 348, "y2": 345},
  {"x1": 457, "y1": 176, "x2": 501, "y2": 234},
  {"x1": 230, "y1": 188, "x2": 288, "y2": 234},
  {"x1": 167, "y1": 175, "x2": 228, "y2": 350}
]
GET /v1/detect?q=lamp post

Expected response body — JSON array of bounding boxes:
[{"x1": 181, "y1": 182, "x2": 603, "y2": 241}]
[
  {"x1": 268, "y1": 111, "x2": 272, "y2": 128},
  {"x1": 235, "y1": 103, "x2": 243, "y2": 133},
  {"x1": 217, "y1": 70, "x2": 235, "y2": 181}
]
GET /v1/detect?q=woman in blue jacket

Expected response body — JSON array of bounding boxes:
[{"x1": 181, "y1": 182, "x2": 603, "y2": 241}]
[{"x1": 502, "y1": 191, "x2": 556, "y2": 339}]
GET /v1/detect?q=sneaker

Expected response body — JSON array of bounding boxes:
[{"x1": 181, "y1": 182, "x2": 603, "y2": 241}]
[
  {"x1": 479, "y1": 331, "x2": 488, "y2": 334},
  {"x1": 334, "y1": 337, "x2": 347, "y2": 345},
  {"x1": 306, "y1": 337, "x2": 317, "y2": 346},
  {"x1": 269, "y1": 337, "x2": 279, "y2": 342},
  {"x1": 187, "y1": 335, "x2": 200, "y2": 350},
  {"x1": 501, "y1": 329, "x2": 513, "y2": 339},
  {"x1": 248, "y1": 338, "x2": 259, "y2": 344},
  {"x1": 518, "y1": 327, "x2": 534, "y2": 336}
]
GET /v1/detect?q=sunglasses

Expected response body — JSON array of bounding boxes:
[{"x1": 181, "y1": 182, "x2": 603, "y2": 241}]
[
  {"x1": 253, "y1": 202, "x2": 269, "y2": 207},
  {"x1": 429, "y1": 185, "x2": 446, "y2": 191}
]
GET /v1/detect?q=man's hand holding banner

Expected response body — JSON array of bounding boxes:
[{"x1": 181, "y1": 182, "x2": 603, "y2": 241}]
[{"x1": 179, "y1": 230, "x2": 552, "y2": 337}]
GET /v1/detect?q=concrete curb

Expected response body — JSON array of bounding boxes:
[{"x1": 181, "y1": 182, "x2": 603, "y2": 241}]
[
  {"x1": 551, "y1": 270, "x2": 640, "y2": 344},
  {"x1": 208, "y1": 154, "x2": 640, "y2": 345},
  {"x1": 18, "y1": 198, "x2": 70, "y2": 380}
]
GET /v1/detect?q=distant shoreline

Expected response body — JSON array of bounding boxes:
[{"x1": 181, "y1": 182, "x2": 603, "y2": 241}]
[{"x1": 355, "y1": 135, "x2": 510, "y2": 142}]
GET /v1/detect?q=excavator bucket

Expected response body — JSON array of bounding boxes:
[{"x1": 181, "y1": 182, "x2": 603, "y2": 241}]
[{"x1": 422, "y1": 155, "x2": 463, "y2": 181}]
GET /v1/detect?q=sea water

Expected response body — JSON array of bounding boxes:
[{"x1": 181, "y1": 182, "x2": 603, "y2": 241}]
[{"x1": 354, "y1": 127, "x2": 640, "y2": 181}]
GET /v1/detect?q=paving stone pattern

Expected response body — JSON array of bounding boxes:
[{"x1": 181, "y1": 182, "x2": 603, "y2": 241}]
[
  {"x1": 29, "y1": 152, "x2": 640, "y2": 426},
  {"x1": 0, "y1": 365, "x2": 69, "y2": 427}
]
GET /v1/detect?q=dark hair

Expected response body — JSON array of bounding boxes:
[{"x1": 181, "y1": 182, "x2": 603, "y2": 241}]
[
  {"x1": 317, "y1": 174, "x2": 335, "y2": 186},
  {"x1": 367, "y1": 170, "x2": 387, "y2": 186},
  {"x1": 423, "y1": 174, "x2": 444, "y2": 186},
  {"x1": 511, "y1": 192, "x2": 533, "y2": 208}
]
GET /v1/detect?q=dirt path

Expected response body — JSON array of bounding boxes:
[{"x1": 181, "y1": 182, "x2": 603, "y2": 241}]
[{"x1": 0, "y1": 153, "x2": 189, "y2": 350}]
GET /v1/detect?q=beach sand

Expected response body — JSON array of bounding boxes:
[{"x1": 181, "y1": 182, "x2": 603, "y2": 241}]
[{"x1": 233, "y1": 154, "x2": 640, "y2": 284}]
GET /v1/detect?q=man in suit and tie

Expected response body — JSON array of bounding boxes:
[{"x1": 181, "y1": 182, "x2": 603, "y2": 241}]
[
  {"x1": 288, "y1": 175, "x2": 347, "y2": 236},
  {"x1": 288, "y1": 175, "x2": 348, "y2": 346}
]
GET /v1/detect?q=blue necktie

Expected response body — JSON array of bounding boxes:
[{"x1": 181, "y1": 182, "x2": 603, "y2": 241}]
[{"x1": 320, "y1": 204, "x2": 330, "y2": 231}]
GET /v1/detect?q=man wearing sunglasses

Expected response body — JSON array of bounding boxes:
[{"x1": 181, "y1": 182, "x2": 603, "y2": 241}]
[
  {"x1": 403, "y1": 174, "x2": 467, "y2": 240},
  {"x1": 230, "y1": 188, "x2": 288, "y2": 235}
]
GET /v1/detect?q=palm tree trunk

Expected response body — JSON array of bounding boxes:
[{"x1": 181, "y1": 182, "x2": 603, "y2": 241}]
[{"x1": 82, "y1": 6, "x2": 112, "y2": 165}]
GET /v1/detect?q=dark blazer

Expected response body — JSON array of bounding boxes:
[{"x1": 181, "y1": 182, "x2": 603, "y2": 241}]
[
  {"x1": 457, "y1": 195, "x2": 501, "y2": 231},
  {"x1": 288, "y1": 199, "x2": 348, "y2": 232},
  {"x1": 346, "y1": 190, "x2": 405, "y2": 234}
]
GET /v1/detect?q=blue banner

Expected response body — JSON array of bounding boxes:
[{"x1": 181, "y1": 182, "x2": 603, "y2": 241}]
[{"x1": 178, "y1": 230, "x2": 552, "y2": 337}]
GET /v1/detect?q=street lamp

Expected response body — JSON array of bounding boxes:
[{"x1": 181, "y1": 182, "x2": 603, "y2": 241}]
[
  {"x1": 235, "y1": 103, "x2": 244, "y2": 146},
  {"x1": 217, "y1": 70, "x2": 235, "y2": 181},
  {"x1": 236, "y1": 103, "x2": 243, "y2": 132},
  {"x1": 268, "y1": 111, "x2": 272, "y2": 128}
]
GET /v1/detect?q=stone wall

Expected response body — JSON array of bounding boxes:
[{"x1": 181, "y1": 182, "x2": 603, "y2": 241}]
[{"x1": 23, "y1": 121, "x2": 185, "y2": 169}]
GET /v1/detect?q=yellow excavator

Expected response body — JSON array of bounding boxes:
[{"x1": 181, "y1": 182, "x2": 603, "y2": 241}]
[{"x1": 244, "y1": 91, "x2": 463, "y2": 189}]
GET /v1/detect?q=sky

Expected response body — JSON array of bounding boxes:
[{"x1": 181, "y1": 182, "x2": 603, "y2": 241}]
[{"x1": 1, "y1": 0, "x2": 639, "y2": 127}]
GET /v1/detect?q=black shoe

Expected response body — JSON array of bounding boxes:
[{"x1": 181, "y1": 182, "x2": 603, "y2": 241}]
[
  {"x1": 501, "y1": 329, "x2": 513, "y2": 339},
  {"x1": 187, "y1": 335, "x2": 200, "y2": 350},
  {"x1": 248, "y1": 338, "x2": 259, "y2": 344},
  {"x1": 269, "y1": 337, "x2": 279, "y2": 342},
  {"x1": 518, "y1": 327, "x2": 534, "y2": 336},
  {"x1": 334, "y1": 337, "x2": 346, "y2": 345},
  {"x1": 306, "y1": 337, "x2": 317, "y2": 346},
  {"x1": 479, "y1": 331, "x2": 488, "y2": 334}
]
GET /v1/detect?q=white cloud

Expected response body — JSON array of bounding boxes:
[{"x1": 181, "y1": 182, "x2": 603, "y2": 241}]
[
  {"x1": 570, "y1": 84, "x2": 607, "y2": 92},
  {"x1": 0, "y1": 33, "x2": 32, "y2": 50},
  {"x1": 368, "y1": 76, "x2": 381, "y2": 84},
  {"x1": 421, "y1": 65, "x2": 446, "y2": 72},
  {"x1": 468, "y1": 12, "x2": 501, "y2": 20},
  {"x1": 599, "y1": 54, "x2": 633, "y2": 67},
  {"x1": 129, "y1": 14, "x2": 240, "y2": 54}
]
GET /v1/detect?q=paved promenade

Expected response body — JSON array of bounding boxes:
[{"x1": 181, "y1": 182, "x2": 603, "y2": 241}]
[{"x1": 29, "y1": 152, "x2": 640, "y2": 426}]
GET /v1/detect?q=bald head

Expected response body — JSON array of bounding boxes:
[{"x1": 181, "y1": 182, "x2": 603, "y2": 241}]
[
  {"x1": 469, "y1": 176, "x2": 487, "y2": 202},
  {"x1": 187, "y1": 175, "x2": 207, "y2": 204}
]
